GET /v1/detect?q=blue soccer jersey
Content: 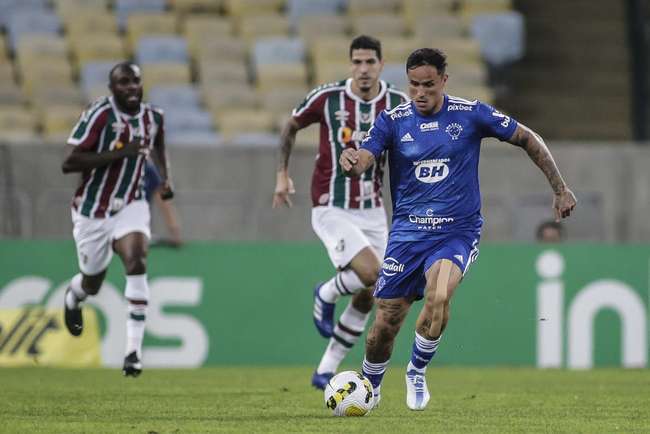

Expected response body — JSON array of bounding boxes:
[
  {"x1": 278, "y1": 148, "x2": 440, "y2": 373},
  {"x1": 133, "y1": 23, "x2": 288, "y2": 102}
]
[{"x1": 361, "y1": 94, "x2": 518, "y2": 241}]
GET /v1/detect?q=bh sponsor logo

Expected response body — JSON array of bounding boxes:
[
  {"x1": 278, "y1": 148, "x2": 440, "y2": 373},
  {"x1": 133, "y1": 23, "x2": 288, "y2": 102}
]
[
  {"x1": 414, "y1": 158, "x2": 450, "y2": 183},
  {"x1": 390, "y1": 108, "x2": 412, "y2": 120},
  {"x1": 447, "y1": 104, "x2": 473, "y2": 112},
  {"x1": 382, "y1": 257, "x2": 405, "y2": 276}
]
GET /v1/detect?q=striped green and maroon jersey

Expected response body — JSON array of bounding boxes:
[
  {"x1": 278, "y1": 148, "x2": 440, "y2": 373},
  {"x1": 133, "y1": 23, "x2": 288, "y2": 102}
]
[
  {"x1": 292, "y1": 79, "x2": 408, "y2": 209},
  {"x1": 67, "y1": 96, "x2": 164, "y2": 218}
]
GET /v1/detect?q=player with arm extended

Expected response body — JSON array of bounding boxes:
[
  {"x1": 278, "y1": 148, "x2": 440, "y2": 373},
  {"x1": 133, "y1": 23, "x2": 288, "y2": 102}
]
[
  {"x1": 61, "y1": 61, "x2": 174, "y2": 377},
  {"x1": 340, "y1": 48, "x2": 577, "y2": 409},
  {"x1": 273, "y1": 35, "x2": 408, "y2": 389}
]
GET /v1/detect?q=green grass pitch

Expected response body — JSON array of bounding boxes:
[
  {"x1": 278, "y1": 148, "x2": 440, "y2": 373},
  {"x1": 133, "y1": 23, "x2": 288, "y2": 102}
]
[{"x1": 1, "y1": 367, "x2": 648, "y2": 433}]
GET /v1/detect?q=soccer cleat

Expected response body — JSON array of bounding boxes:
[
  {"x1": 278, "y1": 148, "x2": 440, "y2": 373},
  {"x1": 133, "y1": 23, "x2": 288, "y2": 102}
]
[
  {"x1": 122, "y1": 351, "x2": 143, "y2": 377},
  {"x1": 405, "y1": 370, "x2": 430, "y2": 410},
  {"x1": 311, "y1": 371, "x2": 334, "y2": 390},
  {"x1": 64, "y1": 287, "x2": 83, "y2": 336},
  {"x1": 312, "y1": 283, "x2": 335, "y2": 338}
]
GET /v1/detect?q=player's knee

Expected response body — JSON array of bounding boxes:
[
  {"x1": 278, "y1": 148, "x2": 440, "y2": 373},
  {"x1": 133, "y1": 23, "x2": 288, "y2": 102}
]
[
  {"x1": 356, "y1": 263, "x2": 381, "y2": 287},
  {"x1": 351, "y1": 288, "x2": 374, "y2": 313}
]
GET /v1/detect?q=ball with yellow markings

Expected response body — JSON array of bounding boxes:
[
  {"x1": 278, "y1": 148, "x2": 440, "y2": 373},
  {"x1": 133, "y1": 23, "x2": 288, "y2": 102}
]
[{"x1": 323, "y1": 371, "x2": 374, "y2": 416}]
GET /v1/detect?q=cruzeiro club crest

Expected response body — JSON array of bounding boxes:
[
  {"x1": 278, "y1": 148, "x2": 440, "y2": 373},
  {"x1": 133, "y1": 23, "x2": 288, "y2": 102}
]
[{"x1": 445, "y1": 123, "x2": 463, "y2": 140}]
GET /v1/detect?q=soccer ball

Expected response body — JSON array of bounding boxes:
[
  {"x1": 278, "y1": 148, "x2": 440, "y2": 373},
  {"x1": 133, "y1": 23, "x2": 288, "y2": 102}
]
[{"x1": 323, "y1": 371, "x2": 374, "y2": 416}]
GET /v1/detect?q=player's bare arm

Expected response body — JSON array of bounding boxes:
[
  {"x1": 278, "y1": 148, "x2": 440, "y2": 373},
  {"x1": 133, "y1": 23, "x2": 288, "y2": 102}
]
[
  {"x1": 340, "y1": 148, "x2": 375, "y2": 177},
  {"x1": 273, "y1": 117, "x2": 300, "y2": 208},
  {"x1": 151, "y1": 134, "x2": 174, "y2": 200},
  {"x1": 508, "y1": 123, "x2": 577, "y2": 220},
  {"x1": 61, "y1": 140, "x2": 147, "y2": 174}
]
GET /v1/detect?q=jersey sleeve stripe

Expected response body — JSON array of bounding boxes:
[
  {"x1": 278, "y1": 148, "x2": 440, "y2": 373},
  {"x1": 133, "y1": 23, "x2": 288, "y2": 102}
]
[
  {"x1": 67, "y1": 105, "x2": 111, "y2": 146},
  {"x1": 292, "y1": 85, "x2": 345, "y2": 117}
]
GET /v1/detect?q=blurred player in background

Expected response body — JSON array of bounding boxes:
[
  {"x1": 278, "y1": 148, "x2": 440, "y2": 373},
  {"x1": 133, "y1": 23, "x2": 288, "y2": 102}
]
[
  {"x1": 61, "y1": 61, "x2": 174, "y2": 377},
  {"x1": 143, "y1": 158, "x2": 182, "y2": 248},
  {"x1": 273, "y1": 35, "x2": 408, "y2": 389},
  {"x1": 340, "y1": 48, "x2": 577, "y2": 409}
]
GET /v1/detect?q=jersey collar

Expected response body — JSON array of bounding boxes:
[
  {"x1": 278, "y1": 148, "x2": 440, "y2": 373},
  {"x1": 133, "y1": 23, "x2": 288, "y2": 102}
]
[{"x1": 344, "y1": 78, "x2": 387, "y2": 104}]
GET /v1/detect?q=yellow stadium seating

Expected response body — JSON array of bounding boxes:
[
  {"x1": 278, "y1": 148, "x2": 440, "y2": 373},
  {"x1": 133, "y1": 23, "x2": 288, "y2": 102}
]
[
  {"x1": 126, "y1": 13, "x2": 179, "y2": 53},
  {"x1": 197, "y1": 59, "x2": 249, "y2": 85},
  {"x1": 0, "y1": 36, "x2": 9, "y2": 62},
  {"x1": 429, "y1": 37, "x2": 482, "y2": 64},
  {"x1": 29, "y1": 86, "x2": 86, "y2": 109},
  {"x1": 0, "y1": 86, "x2": 25, "y2": 106},
  {"x1": 202, "y1": 84, "x2": 259, "y2": 112},
  {"x1": 64, "y1": 12, "x2": 118, "y2": 39},
  {"x1": 347, "y1": 0, "x2": 401, "y2": 16},
  {"x1": 15, "y1": 36, "x2": 68, "y2": 69},
  {"x1": 84, "y1": 85, "x2": 110, "y2": 103},
  {"x1": 412, "y1": 14, "x2": 467, "y2": 40},
  {"x1": 224, "y1": 0, "x2": 284, "y2": 18},
  {"x1": 460, "y1": 0, "x2": 513, "y2": 19},
  {"x1": 352, "y1": 14, "x2": 407, "y2": 38},
  {"x1": 312, "y1": 62, "x2": 350, "y2": 85},
  {"x1": 19, "y1": 59, "x2": 75, "y2": 98},
  {"x1": 0, "y1": 63, "x2": 15, "y2": 85},
  {"x1": 70, "y1": 34, "x2": 126, "y2": 65},
  {"x1": 446, "y1": 61, "x2": 487, "y2": 86},
  {"x1": 184, "y1": 15, "x2": 233, "y2": 61},
  {"x1": 0, "y1": 107, "x2": 38, "y2": 134},
  {"x1": 445, "y1": 84, "x2": 494, "y2": 104},
  {"x1": 294, "y1": 122, "x2": 320, "y2": 148},
  {"x1": 310, "y1": 37, "x2": 352, "y2": 65},
  {"x1": 381, "y1": 37, "x2": 420, "y2": 63},
  {"x1": 260, "y1": 87, "x2": 309, "y2": 123},
  {"x1": 170, "y1": 0, "x2": 223, "y2": 14},
  {"x1": 55, "y1": 0, "x2": 108, "y2": 20},
  {"x1": 297, "y1": 16, "x2": 349, "y2": 45},
  {"x1": 256, "y1": 63, "x2": 308, "y2": 92},
  {"x1": 237, "y1": 14, "x2": 290, "y2": 42},
  {"x1": 141, "y1": 63, "x2": 191, "y2": 93},
  {"x1": 195, "y1": 37, "x2": 248, "y2": 63},
  {"x1": 213, "y1": 108, "x2": 275, "y2": 139},
  {"x1": 402, "y1": 0, "x2": 456, "y2": 26},
  {"x1": 40, "y1": 105, "x2": 85, "y2": 143}
]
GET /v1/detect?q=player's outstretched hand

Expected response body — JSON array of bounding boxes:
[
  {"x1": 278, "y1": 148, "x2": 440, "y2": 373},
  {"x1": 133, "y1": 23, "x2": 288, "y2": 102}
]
[
  {"x1": 339, "y1": 148, "x2": 359, "y2": 173},
  {"x1": 553, "y1": 188, "x2": 577, "y2": 221},
  {"x1": 160, "y1": 180, "x2": 174, "y2": 201},
  {"x1": 273, "y1": 171, "x2": 296, "y2": 208}
]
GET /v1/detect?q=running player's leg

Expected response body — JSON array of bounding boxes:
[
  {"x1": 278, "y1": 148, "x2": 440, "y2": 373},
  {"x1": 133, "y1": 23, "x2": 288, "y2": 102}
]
[
  {"x1": 112, "y1": 200, "x2": 151, "y2": 377},
  {"x1": 312, "y1": 246, "x2": 380, "y2": 388},
  {"x1": 405, "y1": 235, "x2": 478, "y2": 410},
  {"x1": 64, "y1": 211, "x2": 113, "y2": 336}
]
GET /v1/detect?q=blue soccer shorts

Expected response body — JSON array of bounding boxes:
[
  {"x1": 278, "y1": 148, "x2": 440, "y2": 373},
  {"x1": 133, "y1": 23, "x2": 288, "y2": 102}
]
[{"x1": 374, "y1": 231, "x2": 480, "y2": 300}]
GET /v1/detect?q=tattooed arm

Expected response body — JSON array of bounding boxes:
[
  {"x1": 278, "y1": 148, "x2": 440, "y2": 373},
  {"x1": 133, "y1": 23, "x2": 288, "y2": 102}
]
[{"x1": 508, "y1": 124, "x2": 577, "y2": 220}]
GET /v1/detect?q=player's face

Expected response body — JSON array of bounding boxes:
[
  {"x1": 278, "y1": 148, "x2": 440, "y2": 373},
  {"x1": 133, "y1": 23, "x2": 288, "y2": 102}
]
[
  {"x1": 407, "y1": 65, "x2": 447, "y2": 115},
  {"x1": 109, "y1": 65, "x2": 143, "y2": 114},
  {"x1": 350, "y1": 49, "x2": 383, "y2": 92}
]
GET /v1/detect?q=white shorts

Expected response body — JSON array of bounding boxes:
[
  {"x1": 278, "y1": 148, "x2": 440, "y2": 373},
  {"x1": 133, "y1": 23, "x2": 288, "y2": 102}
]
[
  {"x1": 311, "y1": 206, "x2": 388, "y2": 270},
  {"x1": 71, "y1": 200, "x2": 150, "y2": 275}
]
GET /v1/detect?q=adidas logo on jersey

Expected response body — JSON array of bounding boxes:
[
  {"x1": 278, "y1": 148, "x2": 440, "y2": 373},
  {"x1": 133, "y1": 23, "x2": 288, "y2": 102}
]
[
  {"x1": 401, "y1": 133, "x2": 414, "y2": 142},
  {"x1": 454, "y1": 254, "x2": 464, "y2": 265}
]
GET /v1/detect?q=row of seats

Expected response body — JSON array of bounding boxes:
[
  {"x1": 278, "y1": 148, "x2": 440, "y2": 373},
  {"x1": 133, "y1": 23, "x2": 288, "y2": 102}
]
[{"x1": 0, "y1": 0, "x2": 519, "y2": 147}]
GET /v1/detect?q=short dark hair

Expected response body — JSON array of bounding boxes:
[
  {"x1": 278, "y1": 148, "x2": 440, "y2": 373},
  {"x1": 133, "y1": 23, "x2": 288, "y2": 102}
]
[
  {"x1": 406, "y1": 48, "x2": 447, "y2": 74},
  {"x1": 349, "y1": 35, "x2": 382, "y2": 60},
  {"x1": 108, "y1": 61, "x2": 140, "y2": 83},
  {"x1": 536, "y1": 220, "x2": 565, "y2": 241}
]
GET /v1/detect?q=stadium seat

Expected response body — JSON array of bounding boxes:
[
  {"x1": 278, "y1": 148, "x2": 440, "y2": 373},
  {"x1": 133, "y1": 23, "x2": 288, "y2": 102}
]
[
  {"x1": 346, "y1": 0, "x2": 400, "y2": 16},
  {"x1": 413, "y1": 14, "x2": 467, "y2": 40},
  {"x1": 40, "y1": 105, "x2": 85, "y2": 143},
  {"x1": 381, "y1": 37, "x2": 420, "y2": 64},
  {"x1": 15, "y1": 36, "x2": 68, "y2": 70},
  {"x1": 256, "y1": 64, "x2": 308, "y2": 92},
  {"x1": 5, "y1": 10, "x2": 62, "y2": 52},
  {"x1": 261, "y1": 87, "x2": 309, "y2": 121},
  {"x1": 0, "y1": 86, "x2": 26, "y2": 106},
  {"x1": 136, "y1": 36, "x2": 190, "y2": 65},
  {"x1": 287, "y1": 0, "x2": 345, "y2": 29},
  {"x1": 183, "y1": 15, "x2": 233, "y2": 61},
  {"x1": 224, "y1": 0, "x2": 284, "y2": 18},
  {"x1": 402, "y1": 0, "x2": 456, "y2": 26},
  {"x1": 252, "y1": 37, "x2": 306, "y2": 66},
  {"x1": 237, "y1": 14, "x2": 290, "y2": 42},
  {"x1": 148, "y1": 85, "x2": 202, "y2": 112},
  {"x1": 351, "y1": 14, "x2": 407, "y2": 38},
  {"x1": 84, "y1": 85, "x2": 111, "y2": 103},
  {"x1": 30, "y1": 86, "x2": 86, "y2": 108},
  {"x1": 427, "y1": 37, "x2": 483, "y2": 64},
  {"x1": 19, "y1": 59, "x2": 74, "y2": 98},
  {"x1": 63, "y1": 12, "x2": 119, "y2": 46},
  {"x1": 470, "y1": 11, "x2": 525, "y2": 67},
  {"x1": 70, "y1": 34, "x2": 126, "y2": 65},
  {"x1": 227, "y1": 131, "x2": 279, "y2": 147},
  {"x1": 126, "y1": 13, "x2": 179, "y2": 53},
  {"x1": 195, "y1": 37, "x2": 248, "y2": 64},
  {"x1": 0, "y1": 0, "x2": 50, "y2": 29},
  {"x1": 296, "y1": 15, "x2": 349, "y2": 44},
  {"x1": 79, "y1": 61, "x2": 115, "y2": 95},
  {"x1": 141, "y1": 63, "x2": 192, "y2": 93},
  {"x1": 381, "y1": 63, "x2": 407, "y2": 90},
  {"x1": 214, "y1": 108, "x2": 275, "y2": 139},
  {"x1": 164, "y1": 108, "x2": 216, "y2": 134},
  {"x1": 445, "y1": 83, "x2": 494, "y2": 104},
  {"x1": 446, "y1": 61, "x2": 488, "y2": 86},
  {"x1": 0, "y1": 107, "x2": 38, "y2": 136},
  {"x1": 460, "y1": 0, "x2": 513, "y2": 20},
  {"x1": 170, "y1": 0, "x2": 222, "y2": 14},
  {"x1": 55, "y1": 0, "x2": 108, "y2": 20},
  {"x1": 202, "y1": 84, "x2": 259, "y2": 112},
  {"x1": 114, "y1": 0, "x2": 167, "y2": 31},
  {"x1": 294, "y1": 122, "x2": 320, "y2": 148},
  {"x1": 312, "y1": 62, "x2": 350, "y2": 85},
  {"x1": 197, "y1": 60, "x2": 250, "y2": 85},
  {"x1": 310, "y1": 37, "x2": 352, "y2": 65}
]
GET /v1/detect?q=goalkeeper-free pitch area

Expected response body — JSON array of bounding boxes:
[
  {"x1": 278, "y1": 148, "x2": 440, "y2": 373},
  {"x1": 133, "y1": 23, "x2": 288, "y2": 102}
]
[{"x1": 1, "y1": 366, "x2": 647, "y2": 433}]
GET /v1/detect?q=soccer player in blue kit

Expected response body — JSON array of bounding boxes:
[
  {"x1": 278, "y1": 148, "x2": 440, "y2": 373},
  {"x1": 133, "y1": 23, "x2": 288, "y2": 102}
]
[{"x1": 340, "y1": 48, "x2": 577, "y2": 410}]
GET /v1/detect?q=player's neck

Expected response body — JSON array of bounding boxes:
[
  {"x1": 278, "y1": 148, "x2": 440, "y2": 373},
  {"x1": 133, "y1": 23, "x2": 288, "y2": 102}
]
[{"x1": 350, "y1": 80, "x2": 380, "y2": 101}]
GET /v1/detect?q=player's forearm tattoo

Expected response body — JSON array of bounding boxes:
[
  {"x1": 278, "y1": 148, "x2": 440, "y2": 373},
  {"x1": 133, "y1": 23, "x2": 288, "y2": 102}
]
[
  {"x1": 515, "y1": 128, "x2": 566, "y2": 195},
  {"x1": 277, "y1": 122, "x2": 298, "y2": 171}
]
